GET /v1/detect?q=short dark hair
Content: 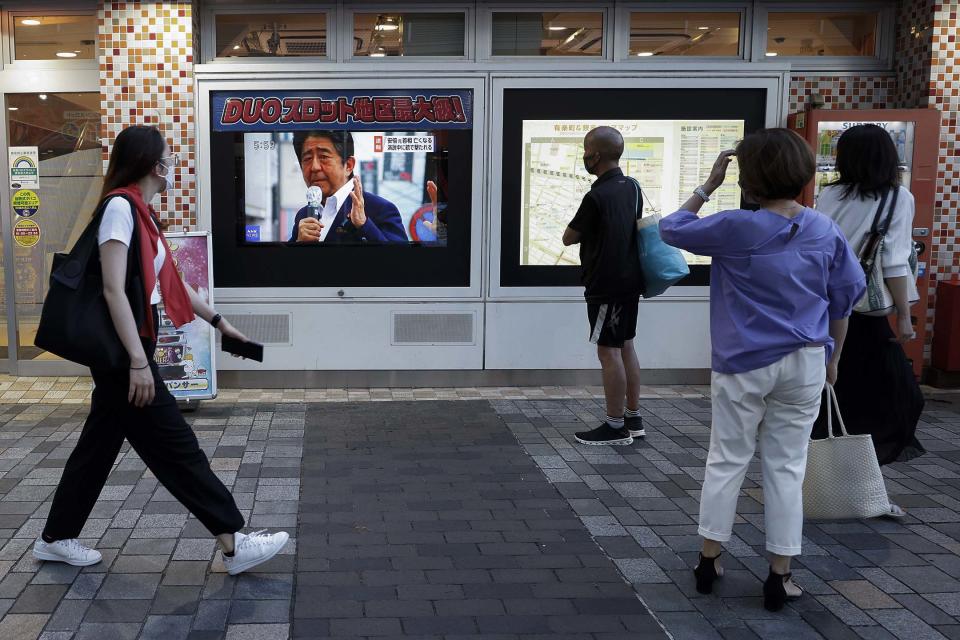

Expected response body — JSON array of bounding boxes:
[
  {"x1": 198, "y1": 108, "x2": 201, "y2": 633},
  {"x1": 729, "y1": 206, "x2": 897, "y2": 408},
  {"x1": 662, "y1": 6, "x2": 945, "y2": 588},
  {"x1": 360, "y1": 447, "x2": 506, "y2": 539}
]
[
  {"x1": 292, "y1": 130, "x2": 354, "y2": 164},
  {"x1": 734, "y1": 128, "x2": 815, "y2": 201},
  {"x1": 830, "y1": 124, "x2": 900, "y2": 200},
  {"x1": 585, "y1": 126, "x2": 624, "y2": 163}
]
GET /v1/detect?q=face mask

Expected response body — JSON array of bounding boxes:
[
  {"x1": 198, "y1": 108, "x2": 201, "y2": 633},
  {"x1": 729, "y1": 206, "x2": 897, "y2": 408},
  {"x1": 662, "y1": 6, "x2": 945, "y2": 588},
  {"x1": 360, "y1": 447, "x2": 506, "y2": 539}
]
[
  {"x1": 158, "y1": 162, "x2": 174, "y2": 192},
  {"x1": 583, "y1": 152, "x2": 598, "y2": 174}
]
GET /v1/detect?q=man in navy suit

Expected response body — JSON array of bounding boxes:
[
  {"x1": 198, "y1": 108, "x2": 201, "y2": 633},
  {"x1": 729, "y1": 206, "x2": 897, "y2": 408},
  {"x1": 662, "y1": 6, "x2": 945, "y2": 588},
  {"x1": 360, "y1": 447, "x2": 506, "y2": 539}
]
[{"x1": 288, "y1": 130, "x2": 407, "y2": 244}]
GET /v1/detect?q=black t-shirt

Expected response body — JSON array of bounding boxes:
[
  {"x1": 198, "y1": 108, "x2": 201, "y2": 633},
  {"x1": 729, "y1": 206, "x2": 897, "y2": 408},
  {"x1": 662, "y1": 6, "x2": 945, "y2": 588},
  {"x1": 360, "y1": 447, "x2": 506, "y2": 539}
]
[{"x1": 567, "y1": 168, "x2": 644, "y2": 303}]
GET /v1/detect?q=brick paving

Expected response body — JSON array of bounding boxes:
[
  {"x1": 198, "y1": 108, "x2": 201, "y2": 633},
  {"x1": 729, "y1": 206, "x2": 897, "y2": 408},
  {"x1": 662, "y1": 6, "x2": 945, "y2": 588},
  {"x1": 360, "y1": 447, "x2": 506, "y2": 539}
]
[
  {"x1": 294, "y1": 401, "x2": 663, "y2": 639},
  {"x1": 491, "y1": 394, "x2": 960, "y2": 640},
  {"x1": 0, "y1": 388, "x2": 955, "y2": 639},
  {"x1": 0, "y1": 401, "x2": 301, "y2": 640}
]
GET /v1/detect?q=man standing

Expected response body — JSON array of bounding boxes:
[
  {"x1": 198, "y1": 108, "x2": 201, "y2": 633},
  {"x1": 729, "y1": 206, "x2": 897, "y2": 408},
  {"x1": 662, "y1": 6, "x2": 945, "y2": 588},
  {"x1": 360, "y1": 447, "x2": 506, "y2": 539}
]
[
  {"x1": 562, "y1": 126, "x2": 645, "y2": 446},
  {"x1": 289, "y1": 130, "x2": 407, "y2": 244}
]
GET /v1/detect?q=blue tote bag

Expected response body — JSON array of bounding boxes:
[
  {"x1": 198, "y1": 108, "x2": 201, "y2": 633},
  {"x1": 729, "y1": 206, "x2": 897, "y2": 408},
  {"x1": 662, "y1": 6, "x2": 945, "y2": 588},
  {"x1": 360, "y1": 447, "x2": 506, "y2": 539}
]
[{"x1": 628, "y1": 178, "x2": 689, "y2": 298}]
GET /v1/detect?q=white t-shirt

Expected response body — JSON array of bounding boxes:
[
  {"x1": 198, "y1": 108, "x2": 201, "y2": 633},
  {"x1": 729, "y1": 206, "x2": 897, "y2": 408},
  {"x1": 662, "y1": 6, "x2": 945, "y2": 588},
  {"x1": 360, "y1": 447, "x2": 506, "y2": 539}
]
[
  {"x1": 816, "y1": 184, "x2": 915, "y2": 279},
  {"x1": 97, "y1": 197, "x2": 165, "y2": 304},
  {"x1": 314, "y1": 180, "x2": 356, "y2": 242}
]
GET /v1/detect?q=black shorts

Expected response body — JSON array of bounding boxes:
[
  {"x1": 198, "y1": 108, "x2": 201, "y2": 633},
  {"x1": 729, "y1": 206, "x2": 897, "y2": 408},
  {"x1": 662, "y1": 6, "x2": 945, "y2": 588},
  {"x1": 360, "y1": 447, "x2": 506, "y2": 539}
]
[{"x1": 587, "y1": 299, "x2": 639, "y2": 348}]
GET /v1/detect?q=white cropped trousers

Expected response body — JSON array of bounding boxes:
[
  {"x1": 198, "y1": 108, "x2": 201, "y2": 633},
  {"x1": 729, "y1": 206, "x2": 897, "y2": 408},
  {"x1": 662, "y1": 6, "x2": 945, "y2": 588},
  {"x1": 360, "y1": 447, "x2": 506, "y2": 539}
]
[{"x1": 698, "y1": 347, "x2": 826, "y2": 556}]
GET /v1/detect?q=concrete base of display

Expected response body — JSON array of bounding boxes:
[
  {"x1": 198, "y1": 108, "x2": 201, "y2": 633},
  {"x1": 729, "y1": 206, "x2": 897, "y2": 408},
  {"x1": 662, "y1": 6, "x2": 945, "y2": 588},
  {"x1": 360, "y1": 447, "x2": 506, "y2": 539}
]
[{"x1": 217, "y1": 368, "x2": 712, "y2": 389}]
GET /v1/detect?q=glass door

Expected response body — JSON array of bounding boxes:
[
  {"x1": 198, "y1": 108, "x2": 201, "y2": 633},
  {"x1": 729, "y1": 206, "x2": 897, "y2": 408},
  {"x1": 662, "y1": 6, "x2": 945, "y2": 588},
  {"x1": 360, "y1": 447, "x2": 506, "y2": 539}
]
[{"x1": 3, "y1": 92, "x2": 102, "y2": 372}]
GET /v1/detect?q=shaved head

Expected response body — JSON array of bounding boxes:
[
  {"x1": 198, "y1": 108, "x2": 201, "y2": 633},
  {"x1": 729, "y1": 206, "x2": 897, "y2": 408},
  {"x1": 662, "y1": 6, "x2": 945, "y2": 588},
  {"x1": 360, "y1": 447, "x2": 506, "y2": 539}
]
[{"x1": 584, "y1": 126, "x2": 624, "y2": 163}]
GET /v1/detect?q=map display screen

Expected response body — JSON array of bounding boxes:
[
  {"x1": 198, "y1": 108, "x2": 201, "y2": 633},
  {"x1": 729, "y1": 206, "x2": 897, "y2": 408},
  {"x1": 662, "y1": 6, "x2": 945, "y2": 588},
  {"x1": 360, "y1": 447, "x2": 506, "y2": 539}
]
[{"x1": 520, "y1": 119, "x2": 744, "y2": 266}]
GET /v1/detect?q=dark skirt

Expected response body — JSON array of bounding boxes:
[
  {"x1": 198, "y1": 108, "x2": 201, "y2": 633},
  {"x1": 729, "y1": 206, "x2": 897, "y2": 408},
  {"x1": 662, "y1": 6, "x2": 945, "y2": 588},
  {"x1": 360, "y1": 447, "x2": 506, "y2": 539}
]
[{"x1": 812, "y1": 313, "x2": 926, "y2": 465}]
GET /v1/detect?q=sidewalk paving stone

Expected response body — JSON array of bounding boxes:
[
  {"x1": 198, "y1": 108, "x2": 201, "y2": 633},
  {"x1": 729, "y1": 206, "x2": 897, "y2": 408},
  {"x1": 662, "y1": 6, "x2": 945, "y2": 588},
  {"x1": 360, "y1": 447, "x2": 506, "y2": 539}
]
[{"x1": 0, "y1": 389, "x2": 954, "y2": 638}]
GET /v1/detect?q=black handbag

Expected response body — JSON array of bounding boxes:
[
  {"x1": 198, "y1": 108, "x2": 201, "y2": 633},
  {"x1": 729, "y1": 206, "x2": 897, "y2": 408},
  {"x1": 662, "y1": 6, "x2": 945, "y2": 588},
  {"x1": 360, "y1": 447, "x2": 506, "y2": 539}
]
[{"x1": 34, "y1": 195, "x2": 147, "y2": 370}]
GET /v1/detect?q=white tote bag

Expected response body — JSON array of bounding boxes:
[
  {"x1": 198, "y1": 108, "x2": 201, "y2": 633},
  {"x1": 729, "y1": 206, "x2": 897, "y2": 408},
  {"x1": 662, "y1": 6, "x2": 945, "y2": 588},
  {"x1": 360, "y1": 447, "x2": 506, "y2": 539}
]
[{"x1": 803, "y1": 385, "x2": 890, "y2": 520}]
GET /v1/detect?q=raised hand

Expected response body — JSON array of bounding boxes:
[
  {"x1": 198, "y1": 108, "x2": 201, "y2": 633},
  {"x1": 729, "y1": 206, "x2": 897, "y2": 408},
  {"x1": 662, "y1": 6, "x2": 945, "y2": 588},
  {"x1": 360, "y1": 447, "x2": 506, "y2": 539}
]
[{"x1": 348, "y1": 176, "x2": 367, "y2": 228}]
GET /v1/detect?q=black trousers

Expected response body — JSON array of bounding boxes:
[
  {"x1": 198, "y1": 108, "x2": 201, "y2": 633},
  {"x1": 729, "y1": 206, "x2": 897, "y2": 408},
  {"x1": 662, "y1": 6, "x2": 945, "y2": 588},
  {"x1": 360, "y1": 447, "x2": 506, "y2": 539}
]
[
  {"x1": 812, "y1": 313, "x2": 926, "y2": 465},
  {"x1": 43, "y1": 332, "x2": 244, "y2": 540}
]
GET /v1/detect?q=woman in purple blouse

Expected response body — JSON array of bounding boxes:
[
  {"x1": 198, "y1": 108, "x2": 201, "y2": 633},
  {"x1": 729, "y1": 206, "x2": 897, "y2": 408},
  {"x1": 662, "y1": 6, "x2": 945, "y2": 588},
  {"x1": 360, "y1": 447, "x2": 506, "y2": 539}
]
[{"x1": 660, "y1": 129, "x2": 865, "y2": 612}]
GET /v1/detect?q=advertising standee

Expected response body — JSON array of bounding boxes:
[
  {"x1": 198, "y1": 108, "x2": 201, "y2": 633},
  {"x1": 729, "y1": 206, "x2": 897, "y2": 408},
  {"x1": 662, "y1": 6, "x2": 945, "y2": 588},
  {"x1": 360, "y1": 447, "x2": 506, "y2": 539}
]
[{"x1": 156, "y1": 233, "x2": 217, "y2": 401}]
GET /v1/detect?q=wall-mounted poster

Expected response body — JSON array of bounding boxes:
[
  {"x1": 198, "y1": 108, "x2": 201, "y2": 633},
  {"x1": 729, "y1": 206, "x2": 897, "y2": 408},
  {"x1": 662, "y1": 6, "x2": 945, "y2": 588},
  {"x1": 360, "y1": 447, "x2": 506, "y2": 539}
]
[
  {"x1": 520, "y1": 119, "x2": 744, "y2": 267},
  {"x1": 157, "y1": 232, "x2": 217, "y2": 401}
]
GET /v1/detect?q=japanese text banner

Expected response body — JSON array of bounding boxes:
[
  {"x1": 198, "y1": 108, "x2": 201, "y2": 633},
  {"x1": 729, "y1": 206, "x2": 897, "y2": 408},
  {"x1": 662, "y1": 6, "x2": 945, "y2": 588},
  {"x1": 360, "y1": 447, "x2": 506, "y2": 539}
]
[{"x1": 212, "y1": 90, "x2": 473, "y2": 131}]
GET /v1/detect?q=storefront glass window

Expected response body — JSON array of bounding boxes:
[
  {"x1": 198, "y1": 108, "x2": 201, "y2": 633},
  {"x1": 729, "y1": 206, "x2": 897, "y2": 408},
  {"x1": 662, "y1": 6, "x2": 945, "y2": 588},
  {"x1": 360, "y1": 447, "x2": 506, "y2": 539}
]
[
  {"x1": 215, "y1": 13, "x2": 328, "y2": 57},
  {"x1": 491, "y1": 12, "x2": 603, "y2": 56},
  {"x1": 13, "y1": 14, "x2": 96, "y2": 61},
  {"x1": 353, "y1": 13, "x2": 466, "y2": 57},
  {"x1": 5, "y1": 93, "x2": 102, "y2": 362},
  {"x1": 629, "y1": 12, "x2": 740, "y2": 57},
  {"x1": 766, "y1": 12, "x2": 878, "y2": 57}
]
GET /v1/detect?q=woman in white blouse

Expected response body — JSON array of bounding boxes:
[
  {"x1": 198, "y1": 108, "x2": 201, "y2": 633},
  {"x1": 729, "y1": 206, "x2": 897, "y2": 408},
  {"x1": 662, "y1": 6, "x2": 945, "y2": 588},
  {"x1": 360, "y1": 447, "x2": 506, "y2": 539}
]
[{"x1": 816, "y1": 124, "x2": 926, "y2": 518}]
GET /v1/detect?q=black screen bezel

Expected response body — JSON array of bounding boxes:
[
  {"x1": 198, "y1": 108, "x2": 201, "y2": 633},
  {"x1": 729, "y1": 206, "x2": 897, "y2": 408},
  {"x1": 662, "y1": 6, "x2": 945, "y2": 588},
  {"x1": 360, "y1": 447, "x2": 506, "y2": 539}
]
[{"x1": 498, "y1": 87, "x2": 768, "y2": 288}]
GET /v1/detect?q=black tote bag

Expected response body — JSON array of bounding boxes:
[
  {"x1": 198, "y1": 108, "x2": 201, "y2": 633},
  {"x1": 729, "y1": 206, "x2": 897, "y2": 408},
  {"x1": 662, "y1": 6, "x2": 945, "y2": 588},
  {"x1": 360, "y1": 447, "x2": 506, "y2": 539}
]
[{"x1": 34, "y1": 195, "x2": 147, "y2": 370}]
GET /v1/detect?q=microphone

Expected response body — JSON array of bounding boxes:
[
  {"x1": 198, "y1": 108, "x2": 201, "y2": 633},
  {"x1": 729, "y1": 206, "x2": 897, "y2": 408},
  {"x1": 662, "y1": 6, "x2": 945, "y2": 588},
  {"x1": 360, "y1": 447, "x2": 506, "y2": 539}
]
[{"x1": 305, "y1": 186, "x2": 322, "y2": 218}]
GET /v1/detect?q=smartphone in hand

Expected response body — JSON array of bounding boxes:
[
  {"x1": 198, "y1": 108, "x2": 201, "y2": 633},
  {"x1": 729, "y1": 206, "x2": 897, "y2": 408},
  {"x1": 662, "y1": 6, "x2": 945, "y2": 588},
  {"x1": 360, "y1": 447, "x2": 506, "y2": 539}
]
[{"x1": 221, "y1": 335, "x2": 264, "y2": 362}]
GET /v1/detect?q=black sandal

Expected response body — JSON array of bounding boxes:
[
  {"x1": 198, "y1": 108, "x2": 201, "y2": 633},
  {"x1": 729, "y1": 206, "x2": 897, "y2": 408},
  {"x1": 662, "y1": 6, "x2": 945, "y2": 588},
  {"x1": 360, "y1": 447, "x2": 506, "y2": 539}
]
[
  {"x1": 694, "y1": 552, "x2": 722, "y2": 594},
  {"x1": 763, "y1": 569, "x2": 791, "y2": 612}
]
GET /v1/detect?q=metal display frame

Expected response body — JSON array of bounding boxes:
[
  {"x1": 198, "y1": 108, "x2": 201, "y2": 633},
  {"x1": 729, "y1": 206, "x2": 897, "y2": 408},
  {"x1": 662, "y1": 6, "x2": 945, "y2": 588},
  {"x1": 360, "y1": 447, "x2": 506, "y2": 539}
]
[
  {"x1": 485, "y1": 68, "x2": 791, "y2": 302},
  {"x1": 195, "y1": 73, "x2": 487, "y2": 303}
]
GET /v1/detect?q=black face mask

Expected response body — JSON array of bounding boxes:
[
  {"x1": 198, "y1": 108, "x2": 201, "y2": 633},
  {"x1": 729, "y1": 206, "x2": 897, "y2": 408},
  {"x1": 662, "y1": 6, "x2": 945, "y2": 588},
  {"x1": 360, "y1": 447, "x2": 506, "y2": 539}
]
[{"x1": 583, "y1": 151, "x2": 599, "y2": 174}]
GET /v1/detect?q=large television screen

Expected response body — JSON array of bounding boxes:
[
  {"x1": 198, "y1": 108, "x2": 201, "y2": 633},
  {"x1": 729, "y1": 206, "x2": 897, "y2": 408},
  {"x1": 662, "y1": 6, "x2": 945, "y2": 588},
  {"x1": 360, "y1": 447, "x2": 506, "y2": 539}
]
[
  {"x1": 241, "y1": 129, "x2": 450, "y2": 245},
  {"x1": 498, "y1": 87, "x2": 768, "y2": 289},
  {"x1": 208, "y1": 89, "x2": 474, "y2": 289},
  {"x1": 520, "y1": 119, "x2": 744, "y2": 267}
]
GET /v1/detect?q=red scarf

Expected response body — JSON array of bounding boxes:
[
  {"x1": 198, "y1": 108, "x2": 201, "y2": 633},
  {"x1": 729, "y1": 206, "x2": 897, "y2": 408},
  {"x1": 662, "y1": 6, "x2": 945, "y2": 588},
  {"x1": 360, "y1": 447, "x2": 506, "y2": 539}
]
[{"x1": 107, "y1": 185, "x2": 195, "y2": 339}]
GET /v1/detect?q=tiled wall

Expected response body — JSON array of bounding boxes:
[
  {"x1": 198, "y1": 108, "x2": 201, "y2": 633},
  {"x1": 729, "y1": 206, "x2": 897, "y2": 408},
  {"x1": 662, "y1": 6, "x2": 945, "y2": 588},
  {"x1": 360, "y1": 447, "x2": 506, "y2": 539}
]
[
  {"x1": 788, "y1": 75, "x2": 897, "y2": 114},
  {"x1": 896, "y1": 0, "x2": 935, "y2": 108},
  {"x1": 98, "y1": 1, "x2": 197, "y2": 231},
  {"x1": 925, "y1": 2, "x2": 960, "y2": 355}
]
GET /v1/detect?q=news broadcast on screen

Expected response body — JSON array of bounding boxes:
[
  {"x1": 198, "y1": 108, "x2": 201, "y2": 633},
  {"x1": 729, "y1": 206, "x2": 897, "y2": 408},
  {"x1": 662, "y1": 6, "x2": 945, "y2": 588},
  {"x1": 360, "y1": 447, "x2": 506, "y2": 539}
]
[{"x1": 211, "y1": 91, "x2": 473, "y2": 246}]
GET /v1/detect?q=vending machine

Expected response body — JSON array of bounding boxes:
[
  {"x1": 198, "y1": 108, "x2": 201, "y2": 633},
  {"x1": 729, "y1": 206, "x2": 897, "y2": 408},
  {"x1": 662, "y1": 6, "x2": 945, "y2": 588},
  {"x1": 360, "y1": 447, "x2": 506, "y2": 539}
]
[{"x1": 788, "y1": 108, "x2": 941, "y2": 377}]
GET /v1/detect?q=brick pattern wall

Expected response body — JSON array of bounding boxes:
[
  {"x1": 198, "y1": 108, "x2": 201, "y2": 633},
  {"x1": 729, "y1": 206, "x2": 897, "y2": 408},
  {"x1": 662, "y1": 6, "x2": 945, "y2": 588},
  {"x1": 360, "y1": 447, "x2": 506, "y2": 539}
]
[
  {"x1": 925, "y1": 2, "x2": 960, "y2": 358},
  {"x1": 98, "y1": 1, "x2": 197, "y2": 231},
  {"x1": 788, "y1": 75, "x2": 897, "y2": 114},
  {"x1": 896, "y1": 0, "x2": 935, "y2": 108}
]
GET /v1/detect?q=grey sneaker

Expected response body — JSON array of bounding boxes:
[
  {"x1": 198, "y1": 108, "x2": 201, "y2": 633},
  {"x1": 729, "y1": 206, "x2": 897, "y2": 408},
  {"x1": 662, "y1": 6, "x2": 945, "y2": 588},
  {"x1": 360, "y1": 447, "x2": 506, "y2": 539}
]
[{"x1": 33, "y1": 538, "x2": 102, "y2": 567}]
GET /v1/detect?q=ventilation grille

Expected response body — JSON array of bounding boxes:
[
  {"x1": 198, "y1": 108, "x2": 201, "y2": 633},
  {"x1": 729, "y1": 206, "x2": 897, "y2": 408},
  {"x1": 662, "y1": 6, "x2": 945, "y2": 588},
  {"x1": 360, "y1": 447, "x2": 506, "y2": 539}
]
[
  {"x1": 392, "y1": 313, "x2": 475, "y2": 345},
  {"x1": 223, "y1": 314, "x2": 291, "y2": 345}
]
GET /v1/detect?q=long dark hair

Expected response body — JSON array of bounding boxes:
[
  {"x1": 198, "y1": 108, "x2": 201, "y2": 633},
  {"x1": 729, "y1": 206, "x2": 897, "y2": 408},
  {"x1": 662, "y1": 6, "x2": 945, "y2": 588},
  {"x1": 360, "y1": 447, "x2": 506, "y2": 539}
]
[
  {"x1": 99, "y1": 125, "x2": 166, "y2": 202},
  {"x1": 829, "y1": 124, "x2": 900, "y2": 200}
]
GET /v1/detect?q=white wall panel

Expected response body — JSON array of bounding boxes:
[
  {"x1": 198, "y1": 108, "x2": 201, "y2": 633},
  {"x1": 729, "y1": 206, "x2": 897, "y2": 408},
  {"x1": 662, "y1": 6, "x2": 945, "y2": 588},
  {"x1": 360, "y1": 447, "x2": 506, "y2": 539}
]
[
  {"x1": 485, "y1": 300, "x2": 711, "y2": 370},
  {"x1": 217, "y1": 302, "x2": 484, "y2": 371}
]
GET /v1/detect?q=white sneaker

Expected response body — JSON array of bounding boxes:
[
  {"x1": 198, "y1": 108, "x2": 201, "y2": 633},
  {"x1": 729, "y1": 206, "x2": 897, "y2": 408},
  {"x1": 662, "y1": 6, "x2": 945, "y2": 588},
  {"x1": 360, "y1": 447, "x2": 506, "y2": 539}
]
[
  {"x1": 33, "y1": 538, "x2": 102, "y2": 567},
  {"x1": 222, "y1": 530, "x2": 289, "y2": 576}
]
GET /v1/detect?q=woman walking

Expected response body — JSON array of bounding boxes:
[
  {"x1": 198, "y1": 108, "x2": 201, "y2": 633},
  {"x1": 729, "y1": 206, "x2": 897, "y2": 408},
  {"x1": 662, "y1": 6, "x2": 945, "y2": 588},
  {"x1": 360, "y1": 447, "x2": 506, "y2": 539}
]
[
  {"x1": 34, "y1": 125, "x2": 288, "y2": 575},
  {"x1": 660, "y1": 129, "x2": 865, "y2": 611},
  {"x1": 815, "y1": 123, "x2": 926, "y2": 517}
]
